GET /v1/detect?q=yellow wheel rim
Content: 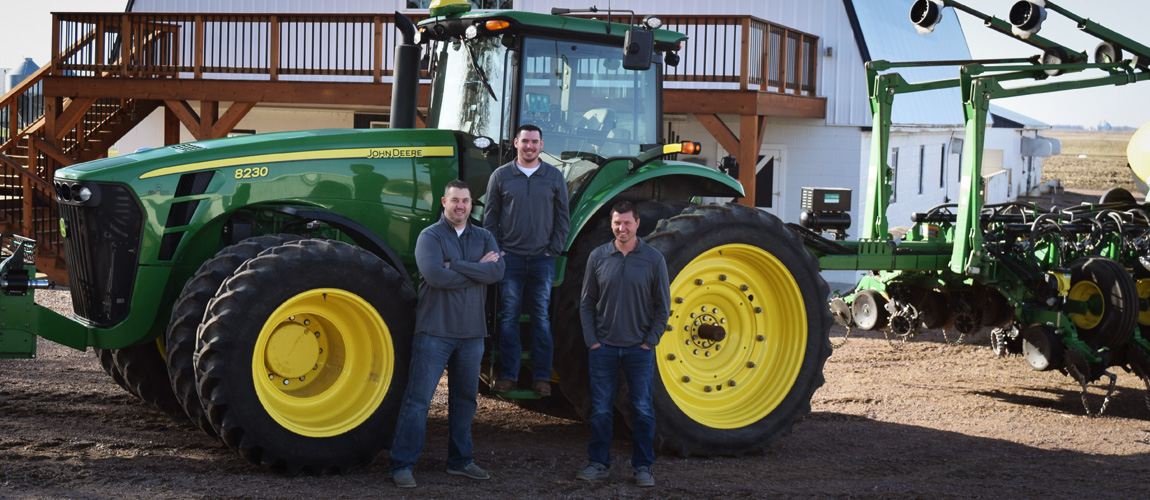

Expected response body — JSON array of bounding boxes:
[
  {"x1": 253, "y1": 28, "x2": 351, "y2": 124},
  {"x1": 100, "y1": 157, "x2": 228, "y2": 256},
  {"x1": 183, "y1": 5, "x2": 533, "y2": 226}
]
[
  {"x1": 657, "y1": 244, "x2": 807, "y2": 429},
  {"x1": 1068, "y1": 280, "x2": 1103, "y2": 330},
  {"x1": 252, "y1": 288, "x2": 393, "y2": 437},
  {"x1": 1137, "y1": 279, "x2": 1150, "y2": 326}
]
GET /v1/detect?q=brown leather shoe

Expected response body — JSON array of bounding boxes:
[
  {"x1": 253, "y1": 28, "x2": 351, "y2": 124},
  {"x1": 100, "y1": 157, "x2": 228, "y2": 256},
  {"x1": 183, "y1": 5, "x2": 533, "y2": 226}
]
[
  {"x1": 532, "y1": 380, "x2": 552, "y2": 396},
  {"x1": 492, "y1": 379, "x2": 515, "y2": 393}
]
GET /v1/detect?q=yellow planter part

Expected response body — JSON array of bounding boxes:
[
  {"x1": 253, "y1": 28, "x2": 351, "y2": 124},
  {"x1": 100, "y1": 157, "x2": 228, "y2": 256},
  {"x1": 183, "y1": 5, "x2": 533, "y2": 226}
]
[
  {"x1": 251, "y1": 288, "x2": 393, "y2": 437},
  {"x1": 657, "y1": 244, "x2": 807, "y2": 429},
  {"x1": 1068, "y1": 280, "x2": 1103, "y2": 330}
]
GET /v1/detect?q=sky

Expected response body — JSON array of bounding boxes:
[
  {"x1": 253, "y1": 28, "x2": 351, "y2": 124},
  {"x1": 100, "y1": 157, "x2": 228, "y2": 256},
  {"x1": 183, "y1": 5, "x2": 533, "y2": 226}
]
[{"x1": 1, "y1": 0, "x2": 1148, "y2": 128}]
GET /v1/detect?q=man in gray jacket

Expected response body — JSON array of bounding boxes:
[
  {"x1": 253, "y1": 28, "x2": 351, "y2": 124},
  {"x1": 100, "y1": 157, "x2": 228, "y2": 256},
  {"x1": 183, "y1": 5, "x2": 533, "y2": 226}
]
[
  {"x1": 484, "y1": 124, "x2": 570, "y2": 396},
  {"x1": 390, "y1": 179, "x2": 504, "y2": 488},
  {"x1": 576, "y1": 200, "x2": 669, "y2": 488}
]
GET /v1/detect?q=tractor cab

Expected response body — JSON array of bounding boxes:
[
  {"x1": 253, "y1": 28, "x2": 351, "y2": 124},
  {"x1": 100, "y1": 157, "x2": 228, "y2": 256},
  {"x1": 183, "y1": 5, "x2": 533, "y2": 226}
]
[{"x1": 416, "y1": 1, "x2": 685, "y2": 196}]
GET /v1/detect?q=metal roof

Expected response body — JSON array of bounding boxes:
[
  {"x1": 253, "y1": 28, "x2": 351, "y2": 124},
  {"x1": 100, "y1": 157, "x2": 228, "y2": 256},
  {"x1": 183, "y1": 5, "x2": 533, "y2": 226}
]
[{"x1": 850, "y1": 0, "x2": 971, "y2": 127}]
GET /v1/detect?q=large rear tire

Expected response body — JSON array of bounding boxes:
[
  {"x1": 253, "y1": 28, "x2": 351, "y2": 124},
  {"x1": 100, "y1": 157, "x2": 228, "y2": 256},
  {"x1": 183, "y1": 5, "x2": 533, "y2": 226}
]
[
  {"x1": 165, "y1": 234, "x2": 299, "y2": 437},
  {"x1": 195, "y1": 239, "x2": 414, "y2": 474},
  {"x1": 643, "y1": 204, "x2": 832, "y2": 456}
]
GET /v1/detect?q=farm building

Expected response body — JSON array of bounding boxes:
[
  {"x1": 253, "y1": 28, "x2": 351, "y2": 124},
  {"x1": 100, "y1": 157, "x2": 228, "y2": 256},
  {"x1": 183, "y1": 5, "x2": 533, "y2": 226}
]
[{"x1": 1, "y1": 0, "x2": 1056, "y2": 287}]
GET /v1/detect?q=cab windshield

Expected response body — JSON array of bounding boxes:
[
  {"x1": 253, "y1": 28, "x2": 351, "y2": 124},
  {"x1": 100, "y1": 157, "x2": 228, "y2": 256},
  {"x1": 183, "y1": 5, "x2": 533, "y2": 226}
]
[
  {"x1": 428, "y1": 34, "x2": 661, "y2": 194},
  {"x1": 520, "y1": 37, "x2": 659, "y2": 193}
]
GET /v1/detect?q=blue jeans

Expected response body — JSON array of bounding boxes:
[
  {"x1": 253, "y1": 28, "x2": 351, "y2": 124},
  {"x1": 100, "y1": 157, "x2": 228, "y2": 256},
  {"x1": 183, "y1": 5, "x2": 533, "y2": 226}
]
[
  {"x1": 497, "y1": 254, "x2": 556, "y2": 381},
  {"x1": 587, "y1": 344, "x2": 656, "y2": 469},
  {"x1": 389, "y1": 334, "x2": 484, "y2": 474}
]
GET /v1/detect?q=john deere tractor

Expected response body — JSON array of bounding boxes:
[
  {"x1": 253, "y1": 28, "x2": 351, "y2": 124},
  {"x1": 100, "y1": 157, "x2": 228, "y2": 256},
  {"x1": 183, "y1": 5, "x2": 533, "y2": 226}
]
[{"x1": 0, "y1": 0, "x2": 832, "y2": 473}]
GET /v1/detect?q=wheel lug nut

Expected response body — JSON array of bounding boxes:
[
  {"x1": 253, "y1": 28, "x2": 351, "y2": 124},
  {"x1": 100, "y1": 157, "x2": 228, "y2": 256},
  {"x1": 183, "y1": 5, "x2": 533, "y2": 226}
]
[
  {"x1": 693, "y1": 349, "x2": 699, "y2": 355},
  {"x1": 720, "y1": 318, "x2": 726, "y2": 324},
  {"x1": 756, "y1": 335, "x2": 765, "y2": 341},
  {"x1": 754, "y1": 307, "x2": 762, "y2": 313},
  {"x1": 675, "y1": 297, "x2": 684, "y2": 304},
  {"x1": 741, "y1": 284, "x2": 749, "y2": 291},
  {"x1": 695, "y1": 279, "x2": 704, "y2": 285},
  {"x1": 665, "y1": 324, "x2": 673, "y2": 331},
  {"x1": 694, "y1": 320, "x2": 700, "y2": 326},
  {"x1": 313, "y1": 364, "x2": 319, "y2": 370},
  {"x1": 712, "y1": 308, "x2": 718, "y2": 314},
  {"x1": 283, "y1": 379, "x2": 290, "y2": 385},
  {"x1": 299, "y1": 376, "x2": 306, "y2": 382},
  {"x1": 704, "y1": 386, "x2": 712, "y2": 392},
  {"x1": 303, "y1": 319, "x2": 310, "y2": 326},
  {"x1": 667, "y1": 354, "x2": 676, "y2": 360},
  {"x1": 314, "y1": 331, "x2": 320, "y2": 338},
  {"x1": 268, "y1": 374, "x2": 274, "y2": 380},
  {"x1": 690, "y1": 312, "x2": 696, "y2": 318},
  {"x1": 747, "y1": 361, "x2": 756, "y2": 368},
  {"x1": 701, "y1": 306, "x2": 707, "y2": 312},
  {"x1": 691, "y1": 334, "x2": 698, "y2": 340},
  {"x1": 728, "y1": 380, "x2": 737, "y2": 387},
  {"x1": 704, "y1": 351, "x2": 710, "y2": 357},
  {"x1": 719, "y1": 274, "x2": 727, "y2": 281},
  {"x1": 684, "y1": 325, "x2": 691, "y2": 331},
  {"x1": 682, "y1": 376, "x2": 691, "y2": 383},
  {"x1": 715, "y1": 344, "x2": 721, "y2": 351}
]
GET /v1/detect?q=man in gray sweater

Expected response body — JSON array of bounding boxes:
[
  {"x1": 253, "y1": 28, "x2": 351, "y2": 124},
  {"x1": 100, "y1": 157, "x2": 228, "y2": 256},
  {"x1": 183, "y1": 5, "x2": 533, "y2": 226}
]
[
  {"x1": 390, "y1": 179, "x2": 504, "y2": 488},
  {"x1": 483, "y1": 124, "x2": 570, "y2": 396},
  {"x1": 576, "y1": 200, "x2": 669, "y2": 488}
]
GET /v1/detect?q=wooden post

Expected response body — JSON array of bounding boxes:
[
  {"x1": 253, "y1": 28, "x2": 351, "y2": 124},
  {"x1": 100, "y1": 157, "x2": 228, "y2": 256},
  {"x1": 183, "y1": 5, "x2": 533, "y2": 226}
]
[
  {"x1": 121, "y1": 14, "x2": 130, "y2": 77},
  {"x1": 194, "y1": 15, "x2": 204, "y2": 79},
  {"x1": 374, "y1": 16, "x2": 384, "y2": 83},
  {"x1": 270, "y1": 16, "x2": 280, "y2": 81},
  {"x1": 739, "y1": 17, "x2": 750, "y2": 91},
  {"x1": 165, "y1": 106, "x2": 181, "y2": 145},
  {"x1": 51, "y1": 14, "x2": 61, "y2": 70},
  {"x1": 778, "y1": 29, "x2": 789, "y2": 93},
  {"x1": 738, "y1": 114, "x2": 767, "y2": 207},
  {"x1": 200, "y1": 101, "x2": 219, "y2": 139}
]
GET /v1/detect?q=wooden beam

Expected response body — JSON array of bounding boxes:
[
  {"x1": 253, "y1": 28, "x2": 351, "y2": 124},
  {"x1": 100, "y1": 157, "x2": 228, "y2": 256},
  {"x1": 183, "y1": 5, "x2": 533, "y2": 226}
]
[
  {"x1": 665, "y1": 89, "x2": 825, "y2": 118},
  {"x1": 31, "y1": 136, "x2": 77, "y2": 167},
  {"x1": 694, "y1": 114, "x2": 740, "y2": 156},
  {"x1": 211, "y1": 102, "x2": 256, "y2": 138},
  {"x1": 52, "y1": 97, "x2": 98, "y2": 140},
  {"x1": 44, "y1": 77, "x2": 429, "y2": 107},
  {"x1": 164, "y1": 100, "x2": 203, "y2": 141}
]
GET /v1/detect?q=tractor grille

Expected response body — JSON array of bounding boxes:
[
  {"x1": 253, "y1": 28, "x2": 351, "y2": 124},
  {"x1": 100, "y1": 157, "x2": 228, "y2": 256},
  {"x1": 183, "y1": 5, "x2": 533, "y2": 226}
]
[{"x1": 57, "y1": 183, "x2": 144, "y2": 327}]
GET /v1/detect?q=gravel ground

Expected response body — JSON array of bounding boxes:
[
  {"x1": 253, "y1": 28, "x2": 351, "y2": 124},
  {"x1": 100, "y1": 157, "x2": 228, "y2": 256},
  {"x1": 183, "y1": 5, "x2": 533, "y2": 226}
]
[{"x1": 2, "y1": 288, "x2": 1149, "y2": 499}]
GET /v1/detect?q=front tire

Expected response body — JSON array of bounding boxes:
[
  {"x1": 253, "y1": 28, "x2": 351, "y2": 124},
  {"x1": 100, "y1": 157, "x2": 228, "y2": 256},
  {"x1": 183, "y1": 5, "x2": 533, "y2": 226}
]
[
  {"x1": 644, "y1": 204, "x2": 832, "y2": 456},
  {"x1": 165, "y1": 234, "x2": 299, "y2": 437},
  {"x1": 195, "y1": 239, "x2": 414, "y2": 474}
]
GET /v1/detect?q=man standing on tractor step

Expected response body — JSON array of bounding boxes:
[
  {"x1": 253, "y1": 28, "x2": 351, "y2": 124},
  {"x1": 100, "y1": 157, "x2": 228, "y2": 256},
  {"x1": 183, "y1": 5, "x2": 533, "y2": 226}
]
[
  {"x1": 484, "y1": 124, "x2": 570, "y2": 396},
  {"x1": 576, "y1": 200, "x2": 669, "y2": 488},
  {"x1": 390, "y1": 179, "x2": 504, "y2": 489}
]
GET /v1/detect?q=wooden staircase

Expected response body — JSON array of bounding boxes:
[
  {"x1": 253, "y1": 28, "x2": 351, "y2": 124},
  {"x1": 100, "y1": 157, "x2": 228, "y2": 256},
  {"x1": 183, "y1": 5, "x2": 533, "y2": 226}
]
[{"x1": 0, "y1": 63, "x2": 158, "y2": 286}]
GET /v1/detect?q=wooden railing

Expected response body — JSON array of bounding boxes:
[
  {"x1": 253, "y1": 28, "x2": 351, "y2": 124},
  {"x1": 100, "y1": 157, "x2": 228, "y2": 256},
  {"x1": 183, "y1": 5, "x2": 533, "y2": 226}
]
[
  {"x1": 53, "y1": 12, "x2": 818, "y2": 96},
  {"x1": 661, "y1": 15, "x2": 818, "y2": 95}
]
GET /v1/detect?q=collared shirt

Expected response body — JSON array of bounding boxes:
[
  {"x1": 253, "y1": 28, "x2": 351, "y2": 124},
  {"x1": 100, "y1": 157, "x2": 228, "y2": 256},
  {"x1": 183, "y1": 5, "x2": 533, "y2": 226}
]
[
  {"x1": 580, "y1": 237, "x2": 671, "y2": 348},
  {"x1": 414, "y1": 215, "x2": 505, "y2": 338},
  {"x1": 482, "y1": 160, "x2": 570, "y2": 257}
]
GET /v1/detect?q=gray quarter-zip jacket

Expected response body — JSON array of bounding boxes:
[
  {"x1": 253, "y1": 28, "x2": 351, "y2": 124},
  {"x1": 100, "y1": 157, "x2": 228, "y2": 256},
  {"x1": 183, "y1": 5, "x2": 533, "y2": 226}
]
[
  {"x1": 580, "y1": 237, "x2": 671, "y2": 348},
  {"x1": 482, "y1": 160, "x2": 570, "y2": 257},
  {"x1": 414, "y1": 215, "x2": 505, "y2": 338}
]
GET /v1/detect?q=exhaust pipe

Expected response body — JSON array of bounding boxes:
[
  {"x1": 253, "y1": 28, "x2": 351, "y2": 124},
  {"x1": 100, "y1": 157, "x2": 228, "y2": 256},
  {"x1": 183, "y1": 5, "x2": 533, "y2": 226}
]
[{"x1": 390, "y1": 12, "x2": 420, "y2": 129}]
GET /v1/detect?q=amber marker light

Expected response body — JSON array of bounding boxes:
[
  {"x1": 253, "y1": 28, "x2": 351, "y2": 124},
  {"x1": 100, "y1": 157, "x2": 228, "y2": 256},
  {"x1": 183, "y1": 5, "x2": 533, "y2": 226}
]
[
  {"x1": 681, "y1": 141, "x2": 701, "y2": 154},
  {"x1": 486, "y1": 20, "x2": 510, "y2": 31}
]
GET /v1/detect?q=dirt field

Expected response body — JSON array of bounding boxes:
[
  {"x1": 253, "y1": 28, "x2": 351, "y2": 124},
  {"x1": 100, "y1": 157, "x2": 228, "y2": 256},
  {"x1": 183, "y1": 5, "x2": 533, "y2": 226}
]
[
  {"x1": 1042, "y1": 129, "x2": 1136, "y2": 193},
  {"x1": 3, "y1": 287, "x2": 1150, "y2": 499}
]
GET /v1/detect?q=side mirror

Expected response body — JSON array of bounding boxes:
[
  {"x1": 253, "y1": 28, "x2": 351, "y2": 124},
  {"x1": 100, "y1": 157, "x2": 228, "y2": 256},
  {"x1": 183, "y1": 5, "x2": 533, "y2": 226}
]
[
  {"x1": 623, "y1": 29, "x2": 654, "y2": 70},
  {"x1": 717, "y1": 156, "x2": 738, "y2": 179}
]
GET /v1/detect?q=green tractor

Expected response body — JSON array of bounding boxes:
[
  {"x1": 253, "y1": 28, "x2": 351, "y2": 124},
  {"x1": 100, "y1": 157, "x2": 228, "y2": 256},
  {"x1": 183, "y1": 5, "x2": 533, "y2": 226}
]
[{"x1": 0, "y1": 0, "x2": 831, "y2": 474}]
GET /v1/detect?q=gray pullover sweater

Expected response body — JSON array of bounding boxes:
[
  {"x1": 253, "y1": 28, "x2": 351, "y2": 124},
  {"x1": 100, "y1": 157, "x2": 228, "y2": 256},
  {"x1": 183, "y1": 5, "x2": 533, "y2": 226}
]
[
  {"x1": 482, "y1": 161, "x2": 570, "y2": 257},
  {"x1": 414, "y1": 215, "x2": 505, "y2": 338},
  {"x1": 580, "y1": 238, "x2": 671, "y2": 348}
]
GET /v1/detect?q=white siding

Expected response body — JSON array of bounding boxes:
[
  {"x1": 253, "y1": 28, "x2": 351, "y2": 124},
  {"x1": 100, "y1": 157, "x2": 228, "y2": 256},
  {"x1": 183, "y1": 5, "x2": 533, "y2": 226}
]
[{"x1": 113, "y1": 105, "x2": 355, "y2": 155}]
